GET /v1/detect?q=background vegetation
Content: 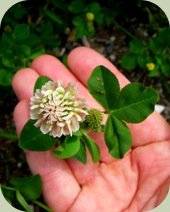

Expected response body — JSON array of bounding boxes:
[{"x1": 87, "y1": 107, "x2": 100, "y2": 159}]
[{"x1": 0, "y1": 0, "x2": 169, "y2": 211}]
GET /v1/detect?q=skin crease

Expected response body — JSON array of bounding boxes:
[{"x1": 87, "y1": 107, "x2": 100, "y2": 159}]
[{"x1": 12, "y1": 47, "x2": 170, "y2": 212}]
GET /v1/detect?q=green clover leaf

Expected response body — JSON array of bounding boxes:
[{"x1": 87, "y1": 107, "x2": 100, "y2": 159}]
[
  {"x1": 88, "y1": 65, "x2": 120, "y2": 110},
  {"x1": 88, "y1": 65, "x2": 159, "y2": 158},
  {"x1": 53, "y1": 135, "x2": 81, "y2": 159},
  {"x1": 112, "y1": 82, "x2": 159, "y2": 123},
  {"x1": 104, "y1": 116, "x2": 132, "y2": 158},
  {"x1": 19, "y1": 120, "x2": 56, "y2": 151}
]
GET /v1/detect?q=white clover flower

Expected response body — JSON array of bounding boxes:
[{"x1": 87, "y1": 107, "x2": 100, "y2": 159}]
[{"x1": 30, "y1": 80, "x2": 88, "y2": 137}]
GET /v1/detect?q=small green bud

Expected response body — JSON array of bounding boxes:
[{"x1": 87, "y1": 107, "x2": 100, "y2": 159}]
[
  {"x1": 86, "y1": 12, "x2": 95, "y2": 21},
  {"x1": 84, "y1": 109, "x2": 103, "y2": 132},
  {"x1": 65, "y1": 27, "x2": 71, "y2": 34},
  {"x1": 146, "y1": 62, "x2": 155, "y2": 71}
]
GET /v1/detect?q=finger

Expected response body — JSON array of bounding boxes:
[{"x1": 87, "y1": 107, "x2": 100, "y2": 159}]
[
  {"x1": 12, "y1": 68, "x2": 39, "y2": 100},
  {"x1": 67, "y1": 47, "x2": 170, "y2": 147},
  {"x1": 67, "y1": 47, "x2": 129, "y2": 88},
  {"x1": 13, "y1": 99, "x2": 81, "y2": 211},
  {"x1": 143, "y1": 180, "x2": 169, "y2": 211},
  {"x1": 31, "y1": 54, "x2": 101, "y2": 109},
  {"x1": 13, "y1": 100, "x2": 30, "y2": 135}
]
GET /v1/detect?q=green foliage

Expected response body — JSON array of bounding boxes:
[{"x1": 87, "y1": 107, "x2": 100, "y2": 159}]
[
  {"x1": 1, "y1": 186, "x2": 19, "y2": 208},
  {"x1": 74, "y1": 141, "x2": 87, "y2": 164},
  {"x1": 20, "y1": 67, "x2": 158, "y2": 160},
  {"x1": 81, "y1": 131, "x2": 100, "y2": 163},
  {"x1": 19, "y1": 120, "x2": 56, "y2": 151},
  {"x1": 0, "y1": 69, "x2": 13, "y2": 86},
  {"x1": 0, "y1": 23, "x2": 46, "y2": 87},
  {"x1": 121, "y1": 53, "x2": 137, "y2": 70},
  {"x1": 10, "y1": 175, "x2": 42, "y2": 201},
  {"x1": 88, "y1": 65, "x2": 158, "y2": 158},
  {"x1": 53, "y1": 135, "x2": 81, "y2": 159},
  {"x1": 34, "y1": 76, "x2": 51, "y2": 92},
  {"x1": 111, "y1": 83, "x2": 159, "y2": 123},
  {"x1": 0, "y1": 0, "x2": 168, "y2": 89},
  {"x1": 69, "y1": 1, "x2": 104, "y2": 38},
  {"x1": 88, "y1": 66, "x2": 120, "y2": 110},
  {"x1": 104, "y1": 116, "x2": 132, "y2": 158},
  {"x1": 15, "y1": 191, "x2": 33, "y2": 212},
  {"x1": 120, "y1": 28, "x2": 170, "y2": 93},
  {"x1": 1, "y1": 175, "x2": 51, "y2": 212},
  {"x1": 12, "y1": 24, "x2": 30, "y2": 40}
]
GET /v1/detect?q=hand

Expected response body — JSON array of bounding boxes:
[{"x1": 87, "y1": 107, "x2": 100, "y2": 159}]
[{"x1": 12, "y1": 47, "x2": 170, "y2": 212}]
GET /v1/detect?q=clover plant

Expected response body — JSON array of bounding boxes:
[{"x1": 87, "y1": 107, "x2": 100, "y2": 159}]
[
  {"x1": 19, "y1": 65, "x2": 159, "y2": 163},
  {"x1": 120, "y1": 28, "x2": 170, "y2": 94},
  {"x1": 1, "y1": 175, "x2": 51, "y2": 211}
]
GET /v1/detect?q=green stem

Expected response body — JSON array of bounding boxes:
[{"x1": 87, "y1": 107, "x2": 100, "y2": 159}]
[
  {"x1": 33, "y1": 200, "x2": 52, "y2": 212},
  {"x1": 113, "y1": 20, "x2": 136, "y2": 39},
  {"x1": 0, "y1": 131, "x2": 18, "y2": 141}
]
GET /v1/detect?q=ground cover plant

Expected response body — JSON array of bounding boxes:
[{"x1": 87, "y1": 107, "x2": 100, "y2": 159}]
[{"x1": 0, "y1": 0, "x2": 169, "y2": 211}]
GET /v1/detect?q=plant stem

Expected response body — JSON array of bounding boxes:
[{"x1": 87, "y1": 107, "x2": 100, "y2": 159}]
[
  {"x1": 113, "y1": 20, "x2": 136, "y2": 39},
  {"x1": 0, "y1": 131, "x2": 18, "y2": 141},
  {"x1": 33, "y1": 200, "x2": 52, "y2": 212}
]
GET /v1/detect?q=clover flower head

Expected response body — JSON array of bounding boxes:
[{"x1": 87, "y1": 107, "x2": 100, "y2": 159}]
[{"x1": 30, "y1": 80, "x2": 88, "y2": 137}]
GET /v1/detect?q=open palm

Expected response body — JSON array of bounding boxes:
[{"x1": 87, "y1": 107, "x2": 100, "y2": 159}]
[{"x1": 12, "y1": 47, "x2": 170, "y2": 212}]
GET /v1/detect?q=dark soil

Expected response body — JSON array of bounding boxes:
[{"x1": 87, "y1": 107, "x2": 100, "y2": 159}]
[{"x1": 0, "y1": 88, "x2": 31, "y2": 184}]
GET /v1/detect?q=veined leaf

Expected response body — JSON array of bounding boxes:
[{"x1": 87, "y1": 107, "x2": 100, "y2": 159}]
[
  {"x1": 104, "y1": 116, "x2": 132, "y2": 159},
  {"x1": 121, "y1": 53, "x2": 137, "y2": 70},
  {"x1": 12, "y1": 24, "x2": 30, "y2": 41},
  {"x1": 81, "y1": 131, "x2": 100, "y2": 163},
  {"x1": 53, "y1": 136, "x2": 80, "y2": 159},
  {"x1": 1, "y1": 185, "x2": 17, "y2": 205},
  {"x1": 88, "y1": 65, "x2": 120, "y2": 110},
  {"x1": 34, "y1": 76, "x2": 51, "y2": 93},
  {"x1": 112, "y1": 83, "x2": 159, "y2": 123},
  {"x1": 10, "y1": 175, "x2": 42, "y2": 201},
  {"x1": 16, "y1": 191, "x2": 32, "y2": 212},
  {"x1": 19, "y1": 120, "x2": 56, "y2": 151},
  {"x1": 74, "y1": 140, "x2": 87, "y2": 164},
  {"x1": 1, "y1": 185, "x2": 32, "y2": 211}
]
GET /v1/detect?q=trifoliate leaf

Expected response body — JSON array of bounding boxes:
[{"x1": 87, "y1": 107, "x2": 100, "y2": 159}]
[
  {"x1": 104, "y1": 115, "x2": 132, "y2": 159},
  {"x1": 53, "y1": 136, "x2": 80, "y2": 159},
  {"x1": 19, "y1": 120, "x2": 56, "y2": 151},
  {"x1": 88, "y1": 65, "x2": 120, "y2": 110},
  {"x1": 111, "y1": 83, "x2": 159, "y2": 123},
  {"x1": 81, "y1": 131, "x2": 100, "y2": 163}
]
